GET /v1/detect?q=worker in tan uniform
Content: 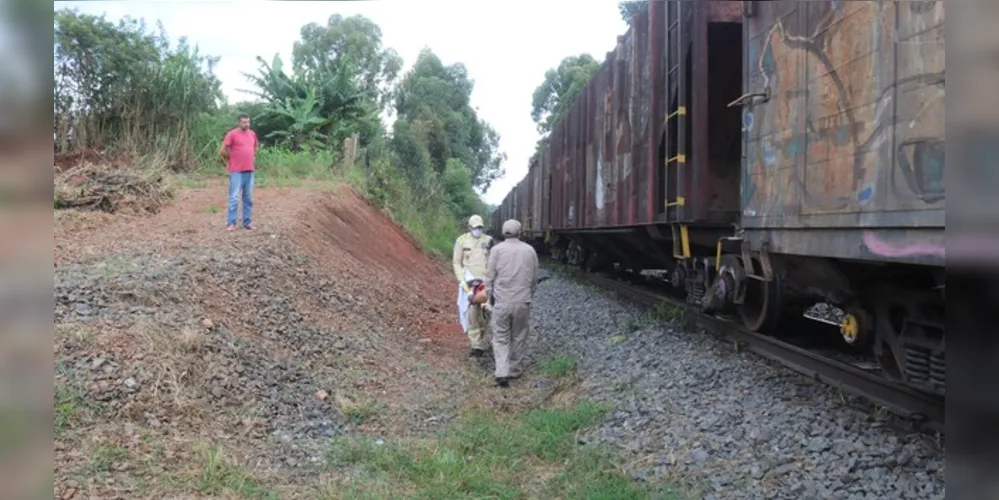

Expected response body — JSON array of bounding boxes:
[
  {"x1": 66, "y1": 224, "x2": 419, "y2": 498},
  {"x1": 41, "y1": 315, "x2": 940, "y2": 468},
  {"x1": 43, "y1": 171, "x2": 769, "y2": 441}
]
[
  {"x1": 453, "y1": 214, "x2": 493, "y2": 357},
  {"x1": 484, "y1": 219, "x2": 539, "y2": 387}
]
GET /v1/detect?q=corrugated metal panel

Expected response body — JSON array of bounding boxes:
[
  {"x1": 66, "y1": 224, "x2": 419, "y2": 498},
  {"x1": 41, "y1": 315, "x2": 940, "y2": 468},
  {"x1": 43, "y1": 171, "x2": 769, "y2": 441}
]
[
  {"x1": 575, "y1": 90, "x2": 585, "y2": 228},
  {"x1": 558, "y1": 98, "x2": 570, "y2": 228},
  {"x1": 566, "y1": 92, "x2": 576, "y2": 228},
  {"x1": 540, "y1": 145, "x2": 551, "y2": 230},
  {"x1": 612, "y1": 34, "x2": 628, "y2": 226},
  {"x1": 520, "y1": 177, "x2": 530, "y2": 229},
  {"x1": 648, "y1": 0, "x2": 665, "y2": 223},
  {"x1": 521, "y1": 177, "x2": 526, "y2": 224},
  {"x1": 532, "y1": 161, "x2": 540, "y2": 235},
  {"x1": 592, "y1": 58, "x2": 611, "y2": 227},
  {"x1": 631, "y1": 8, "x2": 651, "y2": 224},
  {"x1": 742, "y1": 1, "x2": 944, "y2": 229}
]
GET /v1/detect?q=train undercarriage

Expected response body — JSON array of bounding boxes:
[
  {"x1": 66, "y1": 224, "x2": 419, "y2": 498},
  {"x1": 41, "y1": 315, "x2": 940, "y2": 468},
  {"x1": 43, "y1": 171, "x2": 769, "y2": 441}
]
[{"x1": 545, "y1": 229, "x2": 946, "y2": 399}]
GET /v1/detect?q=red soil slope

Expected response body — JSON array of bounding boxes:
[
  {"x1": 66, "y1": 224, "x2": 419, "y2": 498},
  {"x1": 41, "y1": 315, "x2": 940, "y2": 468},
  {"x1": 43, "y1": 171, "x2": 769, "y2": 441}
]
[{"x1": 55, "y1": 181, "x2": 466, "y2": 351}]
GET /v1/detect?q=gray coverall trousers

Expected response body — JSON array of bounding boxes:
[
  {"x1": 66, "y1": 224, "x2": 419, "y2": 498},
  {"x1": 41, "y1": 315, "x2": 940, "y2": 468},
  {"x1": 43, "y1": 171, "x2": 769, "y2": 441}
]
[{"x1": 491, "y1": 301, "x2": 531, "y2": 378}]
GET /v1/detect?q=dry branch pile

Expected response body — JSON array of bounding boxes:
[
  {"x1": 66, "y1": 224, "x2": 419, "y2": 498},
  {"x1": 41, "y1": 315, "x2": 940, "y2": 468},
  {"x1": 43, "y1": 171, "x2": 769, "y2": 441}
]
[{"x1": 54, "y1": 162, "x2": 174, "y2": 214}]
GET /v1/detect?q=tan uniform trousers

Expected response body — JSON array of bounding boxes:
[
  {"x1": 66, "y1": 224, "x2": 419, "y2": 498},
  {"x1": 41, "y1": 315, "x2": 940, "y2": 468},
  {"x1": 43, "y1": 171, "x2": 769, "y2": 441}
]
[
  {"x1": 467, "y1": 302, "x2": 489, "y2": 350},
  {"x1": 490, "y1": 301, "x2": 531, "y2": 378}
]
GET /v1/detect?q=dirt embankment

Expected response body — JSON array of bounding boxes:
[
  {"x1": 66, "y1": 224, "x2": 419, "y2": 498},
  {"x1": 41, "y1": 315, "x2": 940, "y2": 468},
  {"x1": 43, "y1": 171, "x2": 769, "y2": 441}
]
[{"x1": 54, "y1": 181, "x2": 472, "y2": 498}]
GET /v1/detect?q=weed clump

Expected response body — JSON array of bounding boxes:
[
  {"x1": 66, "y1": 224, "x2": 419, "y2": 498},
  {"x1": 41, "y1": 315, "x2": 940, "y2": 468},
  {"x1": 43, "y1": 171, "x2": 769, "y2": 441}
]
[{"x1": 539, "y1": 355, "x2": 578, "y2": 379}]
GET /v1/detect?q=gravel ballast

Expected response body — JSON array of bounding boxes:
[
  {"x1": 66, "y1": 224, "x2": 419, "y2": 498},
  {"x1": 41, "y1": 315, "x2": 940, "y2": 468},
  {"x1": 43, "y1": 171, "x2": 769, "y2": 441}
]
[{"x1": 526, "y1": 270, "x2": 945, "y2": 499}]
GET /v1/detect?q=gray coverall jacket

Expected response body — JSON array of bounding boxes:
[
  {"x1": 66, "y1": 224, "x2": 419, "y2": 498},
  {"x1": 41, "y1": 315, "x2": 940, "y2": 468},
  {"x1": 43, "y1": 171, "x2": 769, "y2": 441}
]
[{"x1": 484, "y1": 237, "x2": 539, "y2": 378}]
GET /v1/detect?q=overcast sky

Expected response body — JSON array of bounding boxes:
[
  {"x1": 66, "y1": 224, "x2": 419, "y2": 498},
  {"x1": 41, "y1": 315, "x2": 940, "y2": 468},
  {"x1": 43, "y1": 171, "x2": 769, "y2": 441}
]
[{"x1": 57, "y1": 0, "x2": 628, "y2": 204}]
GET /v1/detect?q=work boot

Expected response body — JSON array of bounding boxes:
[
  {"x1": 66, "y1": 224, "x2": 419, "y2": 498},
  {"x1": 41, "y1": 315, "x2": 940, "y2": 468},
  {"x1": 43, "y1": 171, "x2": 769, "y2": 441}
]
[
  {"x1": 495, "y1": 377, "x2": 509, "y2": 388},
  {"x1": 469, "y1": 348, "x2": 485, "y2": 358}
]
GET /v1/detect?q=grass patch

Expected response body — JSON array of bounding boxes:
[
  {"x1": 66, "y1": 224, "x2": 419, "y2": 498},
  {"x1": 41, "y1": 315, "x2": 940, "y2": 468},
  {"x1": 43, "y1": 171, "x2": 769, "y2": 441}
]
[
  {"x1": 539, "y1": 355, "x2": 577, "y2": 379},
  {"x1": 54, "y1": 384, "x2": 84, "y2": 434},
  {"x1": 202, "y1": 204, "x2": 221, "y2": 214},
  {"x1": 327, "y1": 401, "x2": 667, "y2": 499},
  {"x1": 253, "y1": 149, "x2": 337, "y2": 187},
  {"x1": 85, "y1": 444, "x2": 129, "y2": 474},
  {"x1": 54, "y1": 367, "x2": 104, "y2": 437},
  {"x1": 335, "y1": 393, "x2": 378, "y2": 425},
  {"x1": 649, "y1": 302, "x2": 684, "y2": 323},
  {"x1": 197, "y1": 446, "x2": 278, "y2": 499}
]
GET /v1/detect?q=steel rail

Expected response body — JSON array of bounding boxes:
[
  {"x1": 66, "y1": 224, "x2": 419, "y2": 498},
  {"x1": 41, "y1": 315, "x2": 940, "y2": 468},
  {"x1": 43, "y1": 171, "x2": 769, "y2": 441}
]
[{"x1": 576, "y1": 271, "x2": 945, "y2": 434}]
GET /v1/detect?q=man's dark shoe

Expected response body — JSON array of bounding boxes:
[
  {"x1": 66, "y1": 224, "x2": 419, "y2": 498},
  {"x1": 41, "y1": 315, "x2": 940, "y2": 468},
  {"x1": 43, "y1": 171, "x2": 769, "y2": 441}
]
[
  {"x1": 469, "y1": 348, "x2": 485, "y2": 358},
  {"x1": 495, "y1": 377, "x2": 509, "y2": 388}
]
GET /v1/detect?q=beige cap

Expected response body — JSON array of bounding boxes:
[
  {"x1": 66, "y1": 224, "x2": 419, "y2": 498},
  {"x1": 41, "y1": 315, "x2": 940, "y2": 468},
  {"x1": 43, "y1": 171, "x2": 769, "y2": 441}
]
[
  {"x1": 501, "y1": 219, "x2": 522, "y2": 236},
  {"x1": 468, "y1": 215, "x2": 484, "y2": 228}
]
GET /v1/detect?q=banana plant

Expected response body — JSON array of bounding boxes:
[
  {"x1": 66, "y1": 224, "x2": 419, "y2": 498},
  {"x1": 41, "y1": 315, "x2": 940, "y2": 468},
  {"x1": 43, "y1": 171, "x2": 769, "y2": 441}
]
[{"x1": 259, "y1": 86, "x2": 329, "y2": 152}]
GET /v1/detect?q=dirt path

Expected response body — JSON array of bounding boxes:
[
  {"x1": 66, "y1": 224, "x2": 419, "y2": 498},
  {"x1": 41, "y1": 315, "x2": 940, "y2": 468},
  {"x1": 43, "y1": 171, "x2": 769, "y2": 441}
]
[{"x1": 54, "y1": 182, "x2": 481, "y2": 498}]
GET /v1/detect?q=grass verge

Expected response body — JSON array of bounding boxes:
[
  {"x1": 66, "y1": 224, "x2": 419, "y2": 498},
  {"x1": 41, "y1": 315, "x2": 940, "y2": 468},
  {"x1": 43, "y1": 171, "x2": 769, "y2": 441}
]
[
  {"x1": 197, "y1": 446, "x2": 278, "y2": 499},
  {"x1": 539, "y1": 354, "x2": 578, "y2": 379},
  {"x1": 325, "y1": 400, "x2": 669, "y2": 499}
]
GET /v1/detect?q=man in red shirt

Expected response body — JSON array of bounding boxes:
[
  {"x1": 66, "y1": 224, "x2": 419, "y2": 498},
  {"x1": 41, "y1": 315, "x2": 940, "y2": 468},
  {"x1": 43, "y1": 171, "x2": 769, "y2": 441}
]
[{"x1": 219, "y1": 113, "x2": 259, "y2": 231}]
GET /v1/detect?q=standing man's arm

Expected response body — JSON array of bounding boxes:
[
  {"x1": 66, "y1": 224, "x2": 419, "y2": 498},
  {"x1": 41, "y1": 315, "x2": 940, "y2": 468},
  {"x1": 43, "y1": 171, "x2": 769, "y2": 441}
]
[
  {"x1": 484, "y1": 248, "x2": 498, "y2": 300},
  {"x1": 254, "y1": 131, "x2": 260, "y2": 155},
  {"x1": 219, "y1": 131, "x2": 232, "y2": 160},
  {"x1": 530, "y1": 251, "x2": 539, "y2": 299}
]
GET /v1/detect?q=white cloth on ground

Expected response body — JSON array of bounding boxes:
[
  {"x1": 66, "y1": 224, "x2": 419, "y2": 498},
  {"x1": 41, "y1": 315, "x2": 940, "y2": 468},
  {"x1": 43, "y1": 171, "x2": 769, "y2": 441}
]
[
  {"x1": 457, "y1": 283, "x2": 470, "y2": 332},
  {"x1": 456, "y1": 268, "x2": 477, "y2": 333}
]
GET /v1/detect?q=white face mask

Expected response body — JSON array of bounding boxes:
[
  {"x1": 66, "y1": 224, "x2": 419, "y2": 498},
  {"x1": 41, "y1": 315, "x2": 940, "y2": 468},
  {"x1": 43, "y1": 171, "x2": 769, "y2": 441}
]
[{"x1": 471, "y1": 228, "x2": 483, "y2": 238}]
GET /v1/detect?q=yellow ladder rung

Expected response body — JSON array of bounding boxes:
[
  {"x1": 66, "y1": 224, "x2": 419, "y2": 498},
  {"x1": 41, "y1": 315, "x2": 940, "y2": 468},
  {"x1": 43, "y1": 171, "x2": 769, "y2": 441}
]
[{"x1": 665, "y1": 107, "x2": 687, "y2": 121}]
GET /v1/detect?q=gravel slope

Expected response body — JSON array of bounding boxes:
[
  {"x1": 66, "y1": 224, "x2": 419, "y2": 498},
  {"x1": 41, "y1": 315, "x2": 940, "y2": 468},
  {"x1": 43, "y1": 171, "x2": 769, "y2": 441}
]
[
  {"x1": 526, "y1": 270, "x2": 945, "y2": 499},
  {"x1": 53, "y1": 185, "x2": 473, "y2": 498}
]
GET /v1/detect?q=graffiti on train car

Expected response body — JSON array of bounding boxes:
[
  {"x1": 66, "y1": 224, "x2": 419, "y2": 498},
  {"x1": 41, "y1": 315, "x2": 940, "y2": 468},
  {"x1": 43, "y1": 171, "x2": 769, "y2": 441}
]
[{"x1": 742, "y1": 1, "x2": 944, "y2": 218}]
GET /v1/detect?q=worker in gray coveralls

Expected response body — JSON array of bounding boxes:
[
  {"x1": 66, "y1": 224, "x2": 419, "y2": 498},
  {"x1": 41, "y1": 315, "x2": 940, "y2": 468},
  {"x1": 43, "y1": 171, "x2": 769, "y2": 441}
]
[{"x1": 484, "y1": 219, "x2": 539, "y2": 387}]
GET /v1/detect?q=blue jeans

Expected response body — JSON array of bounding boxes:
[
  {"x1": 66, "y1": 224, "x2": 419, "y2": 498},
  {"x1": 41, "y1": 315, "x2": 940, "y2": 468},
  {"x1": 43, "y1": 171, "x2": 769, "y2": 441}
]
[{"x1": 227, "y1": 171, "x2": 254, "y2": 227}]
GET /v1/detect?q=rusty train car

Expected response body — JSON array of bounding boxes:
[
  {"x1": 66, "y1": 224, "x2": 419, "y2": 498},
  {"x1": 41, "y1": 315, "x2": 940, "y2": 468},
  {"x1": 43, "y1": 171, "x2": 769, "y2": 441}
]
[
  {"x1": 491, "y1": 162, "x2": 545, "y2": 242},
  {"x1": 493, "y1": 0, "x2": 945, "y2": 398}
]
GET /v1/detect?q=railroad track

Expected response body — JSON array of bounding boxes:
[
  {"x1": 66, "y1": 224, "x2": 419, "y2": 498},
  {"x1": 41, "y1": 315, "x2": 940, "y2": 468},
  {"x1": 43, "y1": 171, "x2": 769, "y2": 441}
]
[{"x1": 567, "y1": 269, "x2": 946, "y2": 435}]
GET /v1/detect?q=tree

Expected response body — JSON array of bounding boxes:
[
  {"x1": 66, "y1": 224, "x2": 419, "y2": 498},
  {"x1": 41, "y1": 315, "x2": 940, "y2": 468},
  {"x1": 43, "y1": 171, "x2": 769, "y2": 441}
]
[
  {"x1": 618, "y1": 1, "x2": 648, "y2": 22},
  {"x1": 392, "y1": 48, "x2": 505, "y2": 191},
  {"x1": 292, "y1": 14, "x2": 403, "y2": 112},
  {"x1": 442, "y1": 159, "x2": 487, "y2": 218},
  {"x1": 529, "y1": 54, "x2": 600, "y2": 137},
  {"x1": 54, "y1": 9, "x2": 223, "y2": 167}
]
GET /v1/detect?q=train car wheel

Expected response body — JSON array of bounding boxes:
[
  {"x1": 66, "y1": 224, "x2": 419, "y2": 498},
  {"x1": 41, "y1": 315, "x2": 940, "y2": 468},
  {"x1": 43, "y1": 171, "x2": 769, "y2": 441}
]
[{"x1": 738, "y1": 256, "x2": 784, "y2": 334}]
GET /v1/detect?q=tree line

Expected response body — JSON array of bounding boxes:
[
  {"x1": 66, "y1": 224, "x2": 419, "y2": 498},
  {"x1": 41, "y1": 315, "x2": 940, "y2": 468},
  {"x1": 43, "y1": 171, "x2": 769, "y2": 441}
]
[
  {"x1": 53, "y1": 9, "x2": 504, "y2": 255},
  {"x1": 52, "y1": 3, "x2": 641, "y2": 254}
]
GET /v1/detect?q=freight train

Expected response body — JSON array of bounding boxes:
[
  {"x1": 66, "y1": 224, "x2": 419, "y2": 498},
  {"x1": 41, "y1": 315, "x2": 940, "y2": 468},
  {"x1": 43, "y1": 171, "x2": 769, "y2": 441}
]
[{"x1": 491, "y1": 1, "x2": 945, "y2": 398}]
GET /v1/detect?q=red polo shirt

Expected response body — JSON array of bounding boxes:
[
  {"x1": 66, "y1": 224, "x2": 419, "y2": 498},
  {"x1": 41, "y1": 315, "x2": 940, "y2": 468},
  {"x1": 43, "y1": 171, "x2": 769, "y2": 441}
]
[{"x1": 223, "y1": 128, "x2": 258, "y2": 173}]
